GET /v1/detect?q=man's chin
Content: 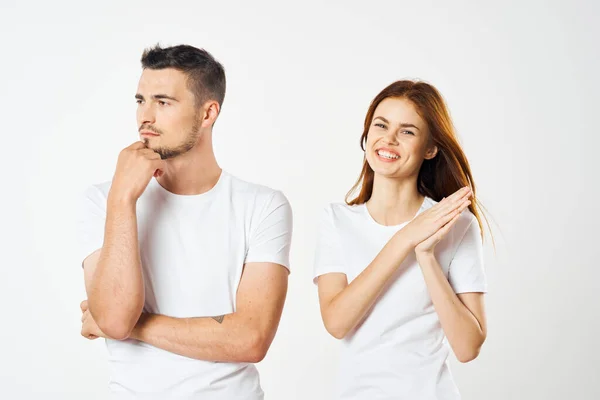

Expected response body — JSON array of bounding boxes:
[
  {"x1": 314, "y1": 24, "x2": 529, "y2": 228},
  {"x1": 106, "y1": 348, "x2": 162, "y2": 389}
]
[
  {"x1": 154, "y1": 147, "x2": 180, "y2": 160},
  {"x1": 144, "y1": 139, "x2": 195, "y2": 160},
  {"x1": 141, "y1": 139, "x2": 166, "y2": 157},
  {"x1": 142, "y1": 137, "x2": 158, "y2": 146}
]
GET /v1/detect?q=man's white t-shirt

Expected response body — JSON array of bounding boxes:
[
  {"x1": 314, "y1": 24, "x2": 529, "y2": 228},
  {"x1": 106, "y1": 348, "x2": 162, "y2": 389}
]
[
  {"x1": 77, "y1": 170, "x2": 292, "y2": 399},
  {"x1": 313, "y1": 197, "x2": 487, "y2": 400}
]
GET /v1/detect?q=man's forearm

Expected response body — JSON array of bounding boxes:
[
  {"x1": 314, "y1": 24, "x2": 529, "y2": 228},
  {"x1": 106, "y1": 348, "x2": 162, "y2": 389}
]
[
  {"x1": 88, "y1": 198, "x2": 145, "y2": 339},
  {"x1": 129, "y1": 313, "x2": 267, "y2": 363}
]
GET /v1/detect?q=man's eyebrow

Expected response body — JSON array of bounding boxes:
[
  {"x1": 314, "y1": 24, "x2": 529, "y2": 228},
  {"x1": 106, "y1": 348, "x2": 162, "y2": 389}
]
[
  {"x1": 135, "y1": 94, "x2": 179, "y2": 102},
  {"x1": 153, "y1": 94, "x2": 179, "y2": 102}
]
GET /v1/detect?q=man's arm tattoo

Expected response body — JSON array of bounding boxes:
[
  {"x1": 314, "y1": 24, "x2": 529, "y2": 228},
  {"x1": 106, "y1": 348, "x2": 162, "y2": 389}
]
[{"x1": 212, "y1": 315, "x2": 225, "y2": 324}]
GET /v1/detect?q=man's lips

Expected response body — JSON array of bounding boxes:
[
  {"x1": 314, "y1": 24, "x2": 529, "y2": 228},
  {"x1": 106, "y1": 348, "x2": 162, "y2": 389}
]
[{"x1": 140, "y1": 131, "x2": 160, "y2": 137}]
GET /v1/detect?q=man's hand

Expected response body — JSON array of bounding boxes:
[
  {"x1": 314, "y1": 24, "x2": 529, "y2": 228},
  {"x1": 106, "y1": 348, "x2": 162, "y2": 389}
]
[
  {"x1": 80, "y1": 300, "x2": 107, "y2": 340},
  {"x1": 108, "y1": 141, "x2": 165, "y2": 204}
]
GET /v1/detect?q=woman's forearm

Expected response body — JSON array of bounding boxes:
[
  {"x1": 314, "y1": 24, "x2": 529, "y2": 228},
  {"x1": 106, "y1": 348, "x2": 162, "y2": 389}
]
[
  {"x1": 320, "y1": 232, "x2": 414, "y2": 338},
  {"x1": 416, "y1": 251, "x2": 486, "y2": 362}
]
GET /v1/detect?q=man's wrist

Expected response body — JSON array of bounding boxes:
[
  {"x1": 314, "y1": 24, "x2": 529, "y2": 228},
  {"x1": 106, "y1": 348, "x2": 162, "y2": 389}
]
[{"x1": 107, "y1": 190, "x2": 137, "y2": 209}]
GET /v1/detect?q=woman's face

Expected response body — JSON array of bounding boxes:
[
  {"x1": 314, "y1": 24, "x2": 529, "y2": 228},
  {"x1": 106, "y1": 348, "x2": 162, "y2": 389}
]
[{"x1": 365, "y1": 97, "x2": 437, "y2": 180}]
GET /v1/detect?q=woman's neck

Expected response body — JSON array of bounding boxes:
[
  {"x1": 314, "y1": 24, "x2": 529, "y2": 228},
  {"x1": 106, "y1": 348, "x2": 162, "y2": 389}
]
[{"x1": 366, "y1": 174, "x2": 424, "y2": 226}]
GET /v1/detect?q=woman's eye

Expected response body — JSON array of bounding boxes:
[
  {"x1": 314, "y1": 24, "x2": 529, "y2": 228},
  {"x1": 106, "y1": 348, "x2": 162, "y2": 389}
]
[
  {"x1": 403, "y1": 130, "x2": 415, "y2": 135},
  {"x1": 374, "y1": 123, "x2": 386, "y2": 128}
]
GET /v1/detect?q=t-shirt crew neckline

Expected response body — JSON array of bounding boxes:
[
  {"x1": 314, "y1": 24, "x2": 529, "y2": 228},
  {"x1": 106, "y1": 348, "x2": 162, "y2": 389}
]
[
  {"x1": 150, "y1": 170, "x2": 227, "y2": 204},
  {"x1": 360, "y1": 196, "x2": 430, "y2": 230}
]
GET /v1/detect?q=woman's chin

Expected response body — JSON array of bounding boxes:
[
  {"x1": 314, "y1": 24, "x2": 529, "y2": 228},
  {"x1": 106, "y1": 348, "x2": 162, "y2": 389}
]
[
  {"x1": 372, "y1": 166, "x2": 418, "y2": 181},
  {"x1": 373, "y1": 169, "x2": 400, "y2": 179}
]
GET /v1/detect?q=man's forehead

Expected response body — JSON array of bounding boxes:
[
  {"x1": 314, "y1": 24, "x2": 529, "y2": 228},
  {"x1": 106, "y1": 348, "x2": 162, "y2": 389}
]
[{"x1": 137, "y1": 68, "x2": 188, "y2": 93}]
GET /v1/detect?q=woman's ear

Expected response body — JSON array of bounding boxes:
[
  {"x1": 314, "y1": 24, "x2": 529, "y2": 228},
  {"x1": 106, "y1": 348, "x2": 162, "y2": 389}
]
[{"x1": 425, "y1": 145, "x2": 438, "y2": 160}]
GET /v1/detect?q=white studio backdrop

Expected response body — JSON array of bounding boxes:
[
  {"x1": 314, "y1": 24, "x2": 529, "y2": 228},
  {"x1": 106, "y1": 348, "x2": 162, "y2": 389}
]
[{"x1": 0, "y1": 0, "x2": 598, "y2": 399}]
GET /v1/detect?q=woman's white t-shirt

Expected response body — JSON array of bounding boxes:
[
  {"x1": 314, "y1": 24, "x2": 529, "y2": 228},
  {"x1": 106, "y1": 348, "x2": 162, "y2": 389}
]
[{"x1": 313, "y1": 197, "x2": 487, "y2": 400}]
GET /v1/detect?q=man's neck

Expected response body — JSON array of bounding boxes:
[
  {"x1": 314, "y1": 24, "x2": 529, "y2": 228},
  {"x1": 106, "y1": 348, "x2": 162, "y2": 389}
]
[{"x1": 156, "y1": 143, "x2": 222, "y2": 196}]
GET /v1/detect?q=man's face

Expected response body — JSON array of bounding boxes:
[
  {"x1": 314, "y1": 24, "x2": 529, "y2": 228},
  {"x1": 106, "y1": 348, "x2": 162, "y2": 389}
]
[{"x1": 135, "y1": 68, "x2": 200, "y2": 159}]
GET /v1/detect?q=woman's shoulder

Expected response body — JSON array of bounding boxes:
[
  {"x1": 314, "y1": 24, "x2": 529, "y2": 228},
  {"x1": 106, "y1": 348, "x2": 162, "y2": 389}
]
[
  {"x1": 322, "y1": 201, "x2": 364, "y2": 216},
  {"x1": 319, "y1": 202, "x2": 366, "y2": 226},
  {"x1": 448, "y1": 207, "x2": 480, "y2": 245}
]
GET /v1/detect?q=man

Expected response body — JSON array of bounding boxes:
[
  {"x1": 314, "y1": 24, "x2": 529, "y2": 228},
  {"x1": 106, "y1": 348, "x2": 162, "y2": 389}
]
[{"x1": 77, "y1": 44, "x2": 292, "y2": 399}]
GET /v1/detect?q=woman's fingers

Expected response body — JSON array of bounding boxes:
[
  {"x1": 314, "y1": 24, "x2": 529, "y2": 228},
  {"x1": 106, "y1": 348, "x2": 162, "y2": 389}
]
[
  {"x1": 438, "y1": 199, "x2": 471, "y2": 227},
  {"x1": 449, "y1": 187, "x2": 471, "y2": 207},
  {"x1": 409, "y1": 189, "x2": 472, "y2": 243},
  {"x1": 433, "y1": 200, "x2": 470, "y2": 239},
  {"x1": 432, "y1": 187, "x2": 471, "y2": 218},
  {"x1": 436, "y1": 210, "x2": 463, "y2": 239}
]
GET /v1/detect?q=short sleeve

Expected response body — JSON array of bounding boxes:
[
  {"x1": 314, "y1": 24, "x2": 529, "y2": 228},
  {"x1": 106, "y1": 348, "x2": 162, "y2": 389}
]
[
  {"x1": 244, "y1": 191, "x2": 293, "y2": 271},
  {"x1": 448, "y1": 214, "x2": 488, "y2": 294},
  {"x1": 76, "y1": 185, "x2": 107, "y2": 268},
  {"x1": 313, "y1": 205, "x2": 346, "y2": 284}
]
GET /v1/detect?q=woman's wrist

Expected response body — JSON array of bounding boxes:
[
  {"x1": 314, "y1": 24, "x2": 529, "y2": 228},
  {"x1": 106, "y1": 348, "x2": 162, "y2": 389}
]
[
  {"x1": 415, "y1": 249, "x2": 436, "y2": 264},
  {"x1": 393, "y1": 229, "x2": 417, "y2": 251}
]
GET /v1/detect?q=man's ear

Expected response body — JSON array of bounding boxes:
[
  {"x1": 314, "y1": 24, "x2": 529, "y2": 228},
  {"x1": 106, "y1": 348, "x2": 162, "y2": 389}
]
[{"x1": 201, "y1": 101, "x2": 220, "y2": 128}]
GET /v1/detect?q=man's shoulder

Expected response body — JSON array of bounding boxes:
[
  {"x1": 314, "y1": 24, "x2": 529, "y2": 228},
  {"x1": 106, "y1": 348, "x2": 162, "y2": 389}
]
[
  {"x1": 81, "y1": 181, "x2": 112, "y2": 202},
  {"x1": 225, "y1": 172, "x2": 287, "y2": 203}
]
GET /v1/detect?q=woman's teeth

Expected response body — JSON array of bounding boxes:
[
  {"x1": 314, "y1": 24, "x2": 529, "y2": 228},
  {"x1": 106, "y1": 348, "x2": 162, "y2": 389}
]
[{"x1": 377, "y1": 150, "x2": 399, "y2": 159}]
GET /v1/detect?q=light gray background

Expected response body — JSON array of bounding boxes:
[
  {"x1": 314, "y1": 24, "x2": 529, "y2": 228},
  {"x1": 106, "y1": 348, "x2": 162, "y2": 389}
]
[{"x1": 1, "y1": 0, "x2": 598, "y2": 399}]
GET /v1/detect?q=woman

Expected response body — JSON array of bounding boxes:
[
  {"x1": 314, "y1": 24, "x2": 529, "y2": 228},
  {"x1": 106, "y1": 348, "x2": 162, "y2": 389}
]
[{"x1": 314, "y1": 80, "x2": 488, "y2": 399}]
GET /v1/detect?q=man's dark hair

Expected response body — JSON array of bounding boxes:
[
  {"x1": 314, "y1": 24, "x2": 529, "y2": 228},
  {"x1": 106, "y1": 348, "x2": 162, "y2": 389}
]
[{"x1": 141, "y1": 44, "x2": 226, "y2": 108}]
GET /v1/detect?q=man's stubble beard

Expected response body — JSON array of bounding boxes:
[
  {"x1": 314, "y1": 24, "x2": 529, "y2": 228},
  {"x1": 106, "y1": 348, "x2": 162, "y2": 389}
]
[{"x1": 144, "y1": 120, "x2": 201, "y2": 160}]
